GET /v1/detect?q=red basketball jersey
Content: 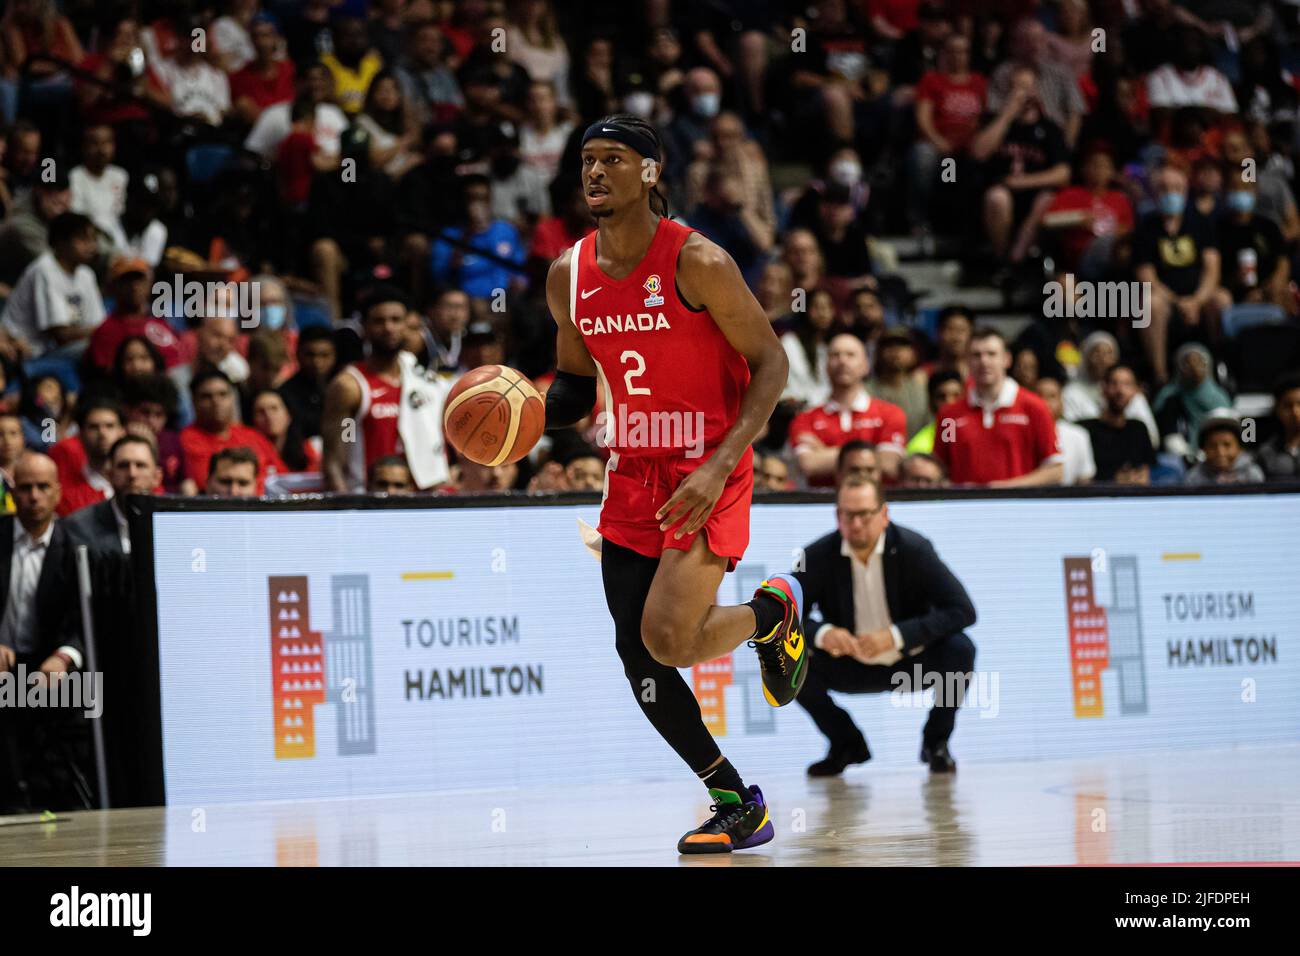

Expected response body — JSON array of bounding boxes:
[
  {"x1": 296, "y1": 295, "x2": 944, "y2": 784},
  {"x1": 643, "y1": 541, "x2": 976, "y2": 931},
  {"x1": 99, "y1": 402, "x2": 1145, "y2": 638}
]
[
  {"x1": 343, "y1": 359, "x2": 403, "y2": 472},
  {"x1": 568, "y1": 218, "x2": 750, "y2": 457}
]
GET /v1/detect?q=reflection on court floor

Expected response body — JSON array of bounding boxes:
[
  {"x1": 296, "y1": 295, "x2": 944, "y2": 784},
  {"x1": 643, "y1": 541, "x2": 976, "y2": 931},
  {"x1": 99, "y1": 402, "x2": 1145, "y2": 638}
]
[{"x1": 3, "y1": 745, "x2": 1297, "y2": 866}]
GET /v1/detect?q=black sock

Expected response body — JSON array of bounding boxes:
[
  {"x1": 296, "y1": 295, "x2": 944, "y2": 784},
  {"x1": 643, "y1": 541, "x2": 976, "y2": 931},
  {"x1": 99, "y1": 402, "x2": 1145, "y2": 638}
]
[
  {"x1": 699, "y1": 759, "x2": 748, "y2": 801},
  {"x1": 745, "y1": 591, "x2": 784, "y2": 642}
]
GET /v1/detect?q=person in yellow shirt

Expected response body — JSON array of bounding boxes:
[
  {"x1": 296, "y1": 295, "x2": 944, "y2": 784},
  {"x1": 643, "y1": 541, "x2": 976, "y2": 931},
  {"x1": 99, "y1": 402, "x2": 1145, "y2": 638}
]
[
  {"x1": 907, "y1": 370, "x2": 964, "y2": 454},
  {"x1": 0, "y1": 412, "x2": 24, "y2": 513},
  {"x1": 319, "y1": 16, "x2": 383, "y2": 115}
]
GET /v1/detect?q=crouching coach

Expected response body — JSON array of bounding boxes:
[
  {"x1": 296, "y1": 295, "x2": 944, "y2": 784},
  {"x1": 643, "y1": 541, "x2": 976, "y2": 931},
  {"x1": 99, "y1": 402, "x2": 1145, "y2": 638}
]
[{"x1": 793, "y1": 475, "x2": 977, "y2": 775}]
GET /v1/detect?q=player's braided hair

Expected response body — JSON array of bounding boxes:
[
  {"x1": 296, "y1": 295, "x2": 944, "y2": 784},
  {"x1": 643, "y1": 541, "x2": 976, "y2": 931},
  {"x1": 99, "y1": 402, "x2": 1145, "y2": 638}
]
[{"x1": 598, "y1": 112, "x2": 670, "y2": 218}]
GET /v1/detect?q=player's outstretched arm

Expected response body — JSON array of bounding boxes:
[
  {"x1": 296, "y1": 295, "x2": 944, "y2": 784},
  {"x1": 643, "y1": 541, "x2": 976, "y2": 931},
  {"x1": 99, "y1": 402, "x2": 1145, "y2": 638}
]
[
  {"x1": 677, "y1": 233, "x2": 788, "y2": 476},
  {"x1": 545, "y1": 249, "x2": 599, "y2": 429},
  {"x1": 321, "y1": 370, "x2": 362, "y2": 493}
]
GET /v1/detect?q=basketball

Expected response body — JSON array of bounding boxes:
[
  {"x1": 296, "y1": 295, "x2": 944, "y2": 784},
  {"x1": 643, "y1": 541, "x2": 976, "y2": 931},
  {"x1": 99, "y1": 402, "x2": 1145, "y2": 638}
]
[{"x1": 443, "y1": 365, "x2": 545, "y2": 466}]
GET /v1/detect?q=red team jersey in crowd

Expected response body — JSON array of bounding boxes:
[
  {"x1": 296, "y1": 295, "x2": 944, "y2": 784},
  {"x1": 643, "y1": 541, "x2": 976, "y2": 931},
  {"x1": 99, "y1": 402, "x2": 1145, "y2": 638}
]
[
  {"x1": 788, "y1": 392, "x2": 907, "y2": 488},
  {"x1": 568, "y1": 218, "x2": 754, "y2": 567},
  {"x1": 343, "y1": 360, "x2": 403, "y2": 476},
  {"x1": 933, "y1": 379, "x2": 1061, "y2": 485}
]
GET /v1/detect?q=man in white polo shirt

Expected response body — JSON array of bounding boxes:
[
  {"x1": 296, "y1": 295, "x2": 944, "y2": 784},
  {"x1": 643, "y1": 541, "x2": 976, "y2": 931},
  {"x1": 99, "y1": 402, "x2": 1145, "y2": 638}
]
[{"x1": 1, "y1": 213, "x2": 105, "y2": 360}]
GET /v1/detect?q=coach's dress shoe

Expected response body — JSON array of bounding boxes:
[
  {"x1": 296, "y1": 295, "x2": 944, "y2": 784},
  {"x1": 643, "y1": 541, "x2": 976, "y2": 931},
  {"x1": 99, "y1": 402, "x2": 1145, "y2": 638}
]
[
  {"x1": 920, "y1": 742, "x2": 956, "y2": 774},
  {"x1": 807, "y1": 739, "x2": 871, "y2": 777}
]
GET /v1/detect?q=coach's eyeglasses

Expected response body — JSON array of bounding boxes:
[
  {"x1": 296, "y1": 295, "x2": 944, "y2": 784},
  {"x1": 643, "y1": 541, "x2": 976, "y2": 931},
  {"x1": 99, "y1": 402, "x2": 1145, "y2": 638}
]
[{"x1": 837, "y1": 504, "x2": 885, "y2": 524}]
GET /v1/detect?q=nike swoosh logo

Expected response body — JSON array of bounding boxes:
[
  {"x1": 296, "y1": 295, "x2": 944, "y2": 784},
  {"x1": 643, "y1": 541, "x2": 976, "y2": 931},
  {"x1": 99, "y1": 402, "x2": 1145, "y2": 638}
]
[{"x1": 580, "y1": 287, "x2": 602, "y2": 299}]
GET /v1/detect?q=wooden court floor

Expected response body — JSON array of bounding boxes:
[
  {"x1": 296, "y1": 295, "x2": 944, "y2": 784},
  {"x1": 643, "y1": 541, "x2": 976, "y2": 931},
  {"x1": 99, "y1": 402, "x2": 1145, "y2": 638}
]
[{"x1": 2, "y1": 744, "x2": 1297, "y2": 866}]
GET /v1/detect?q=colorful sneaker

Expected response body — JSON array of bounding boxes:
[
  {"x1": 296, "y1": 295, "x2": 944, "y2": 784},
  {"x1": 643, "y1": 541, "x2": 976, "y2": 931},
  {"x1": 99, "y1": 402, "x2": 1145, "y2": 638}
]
[
  {"x1": 677, "y1": 786, "x2": 774, "y2": 854},
  {"x1": 749, "y1": 573, "x2": 808, "y2": 707}
]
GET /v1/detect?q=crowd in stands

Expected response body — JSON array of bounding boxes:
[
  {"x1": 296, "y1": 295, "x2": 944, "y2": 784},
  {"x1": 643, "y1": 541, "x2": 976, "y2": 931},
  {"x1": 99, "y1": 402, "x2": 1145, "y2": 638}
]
[{"x1": 0, "y1": 0, "x2": 1296, "y2": 514}]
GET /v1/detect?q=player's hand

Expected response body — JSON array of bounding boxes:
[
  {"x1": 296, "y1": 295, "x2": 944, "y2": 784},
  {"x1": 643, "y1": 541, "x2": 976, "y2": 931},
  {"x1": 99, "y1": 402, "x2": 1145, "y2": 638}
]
[
  {"x1": 820, "y1": 627, "x2": 856, "y2": 657},
  {"x1": 657, "y1": 461, "x2": 728, "y2": 539}
]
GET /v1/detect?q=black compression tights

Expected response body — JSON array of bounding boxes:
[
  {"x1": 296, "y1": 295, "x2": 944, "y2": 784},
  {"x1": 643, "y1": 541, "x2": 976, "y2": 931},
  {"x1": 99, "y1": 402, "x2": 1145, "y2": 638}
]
[{"x1": 600, "y1": 538, "x2": 724, "y2": 774}]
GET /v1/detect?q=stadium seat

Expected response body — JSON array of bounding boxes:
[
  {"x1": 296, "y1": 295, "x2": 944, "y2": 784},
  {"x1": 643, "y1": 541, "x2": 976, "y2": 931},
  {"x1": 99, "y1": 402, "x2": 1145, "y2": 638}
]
[
  {"x1": 1230, "y1": 323, "x2": 1300, "y2": 393},
  {"x1": 1220, "y1": 303, "x2": 1289, "y2": 339},
  {"x1": 23, "y1": 355, "x2": 81, "y2": 395},
  {"x1": 291, "y1": 296, "x2": 333, "y2": 330},
  {"x1": 184, "y1": 144, "x2": 235, "y2": 186}
]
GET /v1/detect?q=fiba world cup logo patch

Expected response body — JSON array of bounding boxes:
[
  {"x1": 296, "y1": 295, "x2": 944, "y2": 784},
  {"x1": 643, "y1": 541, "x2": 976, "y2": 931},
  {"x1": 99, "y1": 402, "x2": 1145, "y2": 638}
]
[{"x1": 643, "y1": 274, "x2": 664, "y2": 308}]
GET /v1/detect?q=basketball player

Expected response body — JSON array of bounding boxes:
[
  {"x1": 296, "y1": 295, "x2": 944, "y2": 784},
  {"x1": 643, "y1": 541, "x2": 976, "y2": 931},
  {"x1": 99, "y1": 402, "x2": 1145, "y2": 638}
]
[
  {"x1": 545, "y1": 115, "x2": 807, "y2": 854},
  {"x1": 321, "y1": 286, "x2": 408, "y2": 492}
]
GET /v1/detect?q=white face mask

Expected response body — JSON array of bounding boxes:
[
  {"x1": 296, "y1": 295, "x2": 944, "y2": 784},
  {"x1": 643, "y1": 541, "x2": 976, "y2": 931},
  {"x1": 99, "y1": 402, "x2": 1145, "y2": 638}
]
[
  {"x1": 623, "y1": 91, "x2": 654, "y2": 119},
  {"x1": 830, "y1": 159, "x2": 862, "y2": 187},
  {"x1": 692, "y1": 92, "x2": 720, "y2": 118}
]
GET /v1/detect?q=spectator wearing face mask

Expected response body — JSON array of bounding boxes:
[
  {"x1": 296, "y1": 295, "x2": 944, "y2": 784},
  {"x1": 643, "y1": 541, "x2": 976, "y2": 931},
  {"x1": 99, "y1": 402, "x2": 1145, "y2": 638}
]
[
  {"x1": 1215, "y1": 175, "x2": 1290, "y2": 312},
  {"x1": 662, "y1": 66, "x2": 722, "y2": 193},
  {"x1": 1133, "y1": 163, "x2": 1231, "y2": 385},
  {"x1": 1184, "y1": 411, "x2": 1265, "y2": 485},
  {"x1": 787, "y1": 146, "x2": 869, "y2": 235}
]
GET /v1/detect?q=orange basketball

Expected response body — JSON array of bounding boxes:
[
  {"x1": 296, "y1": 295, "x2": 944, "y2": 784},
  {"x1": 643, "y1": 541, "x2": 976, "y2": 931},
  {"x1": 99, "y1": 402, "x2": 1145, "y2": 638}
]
[{"x1": 443, "y1": 365, "x2": 545, "y2": 466}]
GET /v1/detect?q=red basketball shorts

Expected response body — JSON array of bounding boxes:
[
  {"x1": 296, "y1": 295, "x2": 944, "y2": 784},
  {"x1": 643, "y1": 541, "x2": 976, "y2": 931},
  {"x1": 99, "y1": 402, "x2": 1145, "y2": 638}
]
[{"x1": 597, "y1": 446, "x2": 754, "y2": 572}]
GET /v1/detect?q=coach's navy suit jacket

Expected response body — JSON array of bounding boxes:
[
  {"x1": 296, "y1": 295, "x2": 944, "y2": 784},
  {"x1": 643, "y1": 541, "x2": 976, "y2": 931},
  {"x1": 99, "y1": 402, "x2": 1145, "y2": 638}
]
[{"x1": 793, "y1": 523, "x2": 977, "y2": 655}]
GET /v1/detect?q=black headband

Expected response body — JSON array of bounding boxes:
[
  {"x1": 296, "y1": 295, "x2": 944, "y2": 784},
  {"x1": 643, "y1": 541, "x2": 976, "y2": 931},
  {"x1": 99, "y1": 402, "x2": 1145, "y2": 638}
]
[{"x1": 581, "y1": 119, "x2": 660, "y2": 163}]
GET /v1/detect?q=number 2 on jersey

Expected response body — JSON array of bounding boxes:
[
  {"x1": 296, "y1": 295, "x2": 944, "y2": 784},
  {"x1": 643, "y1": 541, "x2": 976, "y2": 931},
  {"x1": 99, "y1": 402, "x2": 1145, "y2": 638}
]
[{"x1": 621, "y1": 350, "x2": 651, "y2": 396}]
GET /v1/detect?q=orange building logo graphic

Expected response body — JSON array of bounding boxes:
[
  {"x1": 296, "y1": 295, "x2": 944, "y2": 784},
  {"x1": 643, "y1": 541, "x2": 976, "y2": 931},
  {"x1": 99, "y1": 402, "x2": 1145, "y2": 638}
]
[
  {"x1": 1063, "y1": 555, "x2": 1147, "y2": 718},
  {"x1": 269, "y1": 574, "x2": 376, "y2": 759}
]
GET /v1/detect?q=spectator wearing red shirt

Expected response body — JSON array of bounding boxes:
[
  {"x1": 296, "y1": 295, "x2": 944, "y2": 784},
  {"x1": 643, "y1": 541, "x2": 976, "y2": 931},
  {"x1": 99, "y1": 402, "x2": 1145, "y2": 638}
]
[
  {"x1": 909, "y1": 33, "x2": 987, "y2": 233},
  {"x1": 87, "y1": 257, "x2": 184, "y2": 373},
  {"x1": 934, "y1": 327, "x2": 1063, "y2": 486},
  {"x1": 250, "y1": 389, "x2": 320, "y2": 474},
  {"x1": 868, "y1": 0, "x2": 920, "y2": 40},
  {"x1": 230, "y1": 15, "x2": 296, "y2": 125},
  {"x1": 1042, "y1": 146, "x2": 1135, "y2": 276},
  {"x1": 529, "y1": 185, "x2": 591, "y2": 270},
  {"x1": 790, "y1": 334, "x2": 908, "y2": 487},
  {"x1": 55, "y1": 397, "x2": 127, "y2": 516},
  {"x1": 180, "y1": 369, "x2": 285, "y2": 493}
]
